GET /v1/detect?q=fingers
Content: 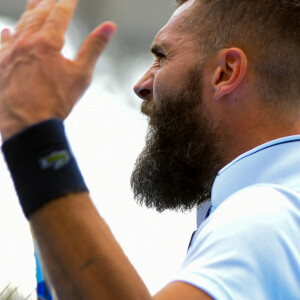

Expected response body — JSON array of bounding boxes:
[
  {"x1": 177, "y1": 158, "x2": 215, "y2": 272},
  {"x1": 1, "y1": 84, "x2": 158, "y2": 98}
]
[
  {"x1": 75, "y1": 22, "x2": 117, "y2": 72},
  {"x1": 42, "y1": 0, "x2": 79, "y2": 37},
  {"x1": 12, "y1": 0, "x2": 79, "y2": 46},
  {"x1": 14, "y1": 0, "x2": 78, "y2": 40},
  {"x1": 0, "y1": 0, "x2": 39, "y2": 50},
  {"x1": 26, "y1": 0, "x2": 56, "y2": 32},
  {"x1": 25, "y1": 0, "x2": 43, "y2": 11},
  {"x1": 15, "y1": 0, "x2": 56, "y2": 36},
  {"x1": 0, "y1": 28, "x2": 12, "y2": 50},
  {"x1": 16, "y1": 0, "x2": 44, "y2": 32}
]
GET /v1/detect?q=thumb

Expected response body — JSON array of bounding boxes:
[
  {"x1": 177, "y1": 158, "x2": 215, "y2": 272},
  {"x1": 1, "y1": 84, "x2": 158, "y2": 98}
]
[{"x1": 75, "y1": 21, "x2": 116, "y2": 71}]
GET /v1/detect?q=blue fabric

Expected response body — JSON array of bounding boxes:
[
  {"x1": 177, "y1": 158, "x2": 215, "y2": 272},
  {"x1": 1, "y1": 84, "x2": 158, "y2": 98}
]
[
  {"x1": 174, "y1": 135, "x2": 300, "y2": 299},
  {"x1": 211, "y1": 135, "x2": 300, "y2": 215}
]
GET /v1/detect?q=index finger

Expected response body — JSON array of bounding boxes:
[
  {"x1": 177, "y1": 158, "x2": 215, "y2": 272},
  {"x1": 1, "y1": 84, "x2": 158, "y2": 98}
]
[
  {"x1": 25, "y1": 0, "x2": 43, "y2": 12},
  {"x1": 42, "y1": 0, "x2": 79, "y2": 36}
]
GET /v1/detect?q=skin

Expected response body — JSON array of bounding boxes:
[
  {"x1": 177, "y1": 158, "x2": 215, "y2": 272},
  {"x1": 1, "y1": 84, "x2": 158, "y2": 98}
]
[
  {"x1": 134, "y1": 1, "x2": 196, "y2": 107},
  {"x1": 0, "y1": 0, "x2": 212, "y2": 299},
  {"x1": 0, "y1": 0, "x2": 299, "y2": 299},
  {"x1": 135, "y1": 1, "x2": 300, "y2": 164}
]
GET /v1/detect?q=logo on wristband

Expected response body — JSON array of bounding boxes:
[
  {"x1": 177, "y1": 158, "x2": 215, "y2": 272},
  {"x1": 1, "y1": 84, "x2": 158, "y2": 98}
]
[{"x1": 40, "y1": 150, "x2": 70, "y2": 170}]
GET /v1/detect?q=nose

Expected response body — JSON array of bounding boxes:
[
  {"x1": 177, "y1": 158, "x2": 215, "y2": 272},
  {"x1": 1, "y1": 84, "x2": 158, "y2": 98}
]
[{"x1": 133, "y1": 70, "x2": 154, "y2": 100}]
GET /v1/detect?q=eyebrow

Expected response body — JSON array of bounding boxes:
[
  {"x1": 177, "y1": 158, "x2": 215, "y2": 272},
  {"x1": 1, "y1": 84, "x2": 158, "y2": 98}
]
[{"x1": 150, "y1": 43, "x2": 165, "y2": 56}]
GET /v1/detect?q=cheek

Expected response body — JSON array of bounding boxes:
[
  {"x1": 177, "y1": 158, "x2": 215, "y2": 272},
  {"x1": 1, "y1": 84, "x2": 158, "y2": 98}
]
[
  {"x1": 153, "y1": 69, "x2": 179, "y2": 107},
  {"x1": 153, "y1": 71, "x2": 165, "y2": 107}
]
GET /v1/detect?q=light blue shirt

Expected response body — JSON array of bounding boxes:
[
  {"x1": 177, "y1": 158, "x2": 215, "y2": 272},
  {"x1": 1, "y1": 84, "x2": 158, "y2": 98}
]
[{"x1": 173, "y1": 136, "x2": 300, "y2": 299}]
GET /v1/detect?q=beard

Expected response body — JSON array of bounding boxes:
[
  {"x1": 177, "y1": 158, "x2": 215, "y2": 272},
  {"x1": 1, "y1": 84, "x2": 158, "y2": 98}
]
[{"x1": 131, "y1": 64, "x2": 224, "y2": 212}]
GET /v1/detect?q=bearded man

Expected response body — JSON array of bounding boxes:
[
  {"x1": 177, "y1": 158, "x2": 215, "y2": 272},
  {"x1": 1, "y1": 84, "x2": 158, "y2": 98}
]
[{"x1": 0, "y1": 0, "x2": 299, "y2": 299}]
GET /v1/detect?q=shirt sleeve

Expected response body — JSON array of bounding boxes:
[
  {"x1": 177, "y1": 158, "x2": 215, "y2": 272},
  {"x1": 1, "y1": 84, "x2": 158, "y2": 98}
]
[{"x1": 171, "y1": 185, "x2": 300, "y2": 300}]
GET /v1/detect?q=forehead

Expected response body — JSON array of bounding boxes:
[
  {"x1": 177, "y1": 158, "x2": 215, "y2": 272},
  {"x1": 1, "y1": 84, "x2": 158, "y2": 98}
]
[{"x1": 152, "y1": 0, "x2": 196, "y2": 49}]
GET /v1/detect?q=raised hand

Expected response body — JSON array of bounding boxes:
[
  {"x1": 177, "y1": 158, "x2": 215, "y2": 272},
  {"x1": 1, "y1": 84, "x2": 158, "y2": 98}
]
[{"x1": 0, "y1": 0, "x2": 116, "y2": 140}]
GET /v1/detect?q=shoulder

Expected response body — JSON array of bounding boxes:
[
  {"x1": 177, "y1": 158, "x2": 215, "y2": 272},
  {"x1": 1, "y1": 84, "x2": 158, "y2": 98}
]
[
  {"x1": 173, "y1": 184, "x2": 300, "y2": 299},
  {"x1": 199, "y1": 184, "x2": 299, "y2": 252},
  {"x1": 209, "y1": 184, "x2": 298, "y2": 230}
]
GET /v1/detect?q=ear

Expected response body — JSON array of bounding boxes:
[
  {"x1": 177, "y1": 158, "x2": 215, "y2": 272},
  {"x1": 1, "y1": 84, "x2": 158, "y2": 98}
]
[{"x1": 212, "y1": 48, "x2": 248, "y2": 101}]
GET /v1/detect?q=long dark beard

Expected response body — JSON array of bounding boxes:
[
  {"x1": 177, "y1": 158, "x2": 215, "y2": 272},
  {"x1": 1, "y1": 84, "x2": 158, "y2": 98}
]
[{"x1": 131, "y1": 66, "x2": 224, "y2": 212}]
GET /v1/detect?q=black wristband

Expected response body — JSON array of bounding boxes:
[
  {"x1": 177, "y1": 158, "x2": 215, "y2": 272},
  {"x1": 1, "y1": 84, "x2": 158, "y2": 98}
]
[{"x1": 1, "y1": 119, "x2": 88, "y2": 218}]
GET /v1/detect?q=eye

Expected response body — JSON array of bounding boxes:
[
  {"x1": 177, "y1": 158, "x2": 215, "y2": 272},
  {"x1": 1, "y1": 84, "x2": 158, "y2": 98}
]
[{"x1": 155, "y1": 52, "x2": 166, "y2": 65}]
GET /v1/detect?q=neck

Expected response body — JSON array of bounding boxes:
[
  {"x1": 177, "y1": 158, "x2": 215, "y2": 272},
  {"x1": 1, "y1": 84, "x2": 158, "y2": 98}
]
[{"x1": 222, "y1": 115, "x2": 300, "y2": 167}]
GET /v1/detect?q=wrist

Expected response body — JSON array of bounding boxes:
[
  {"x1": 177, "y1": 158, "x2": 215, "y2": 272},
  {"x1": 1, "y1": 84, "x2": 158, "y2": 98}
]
[
  {"x1": 0, "y1": 119, "x2": 26, "y2": 142},
  {"x1": 0, "y1": 116, "x2": 57, "y2": 142},
  {"x1": 1, "y1": 119, "x2": 89, "y2": 218}
]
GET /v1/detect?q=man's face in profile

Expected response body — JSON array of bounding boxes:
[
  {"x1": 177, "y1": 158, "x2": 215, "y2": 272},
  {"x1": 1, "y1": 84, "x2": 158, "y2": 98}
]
[
  {"x1": 131, "y1": 64, "x2": 223, "y2": 212},
  {"x1": 131, "y1": 0, "x2": 224, "y2": 212}
]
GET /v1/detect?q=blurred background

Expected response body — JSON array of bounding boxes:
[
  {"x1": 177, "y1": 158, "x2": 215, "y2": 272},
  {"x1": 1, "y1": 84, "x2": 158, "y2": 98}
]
[{"x1": 0, "y1": 1, "x2": 197, "y2": 298}]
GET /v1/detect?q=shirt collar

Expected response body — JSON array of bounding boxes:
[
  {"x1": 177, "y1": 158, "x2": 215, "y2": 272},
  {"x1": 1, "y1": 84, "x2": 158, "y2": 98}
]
[{"x1": 211, "y1": 135, "x2": 300, "y2": 213}]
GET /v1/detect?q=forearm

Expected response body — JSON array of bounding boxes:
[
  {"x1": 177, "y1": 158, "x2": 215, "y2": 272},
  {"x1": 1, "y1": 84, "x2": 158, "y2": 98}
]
[{"x1": 30, "y1": 192, "x2": 152, "y2": 300}]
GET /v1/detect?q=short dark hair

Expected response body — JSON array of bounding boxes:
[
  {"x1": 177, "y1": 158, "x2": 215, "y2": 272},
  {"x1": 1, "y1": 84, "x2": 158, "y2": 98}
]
[{"x1": 176, "y1": 0, "x2": 300, "y2": 109}]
